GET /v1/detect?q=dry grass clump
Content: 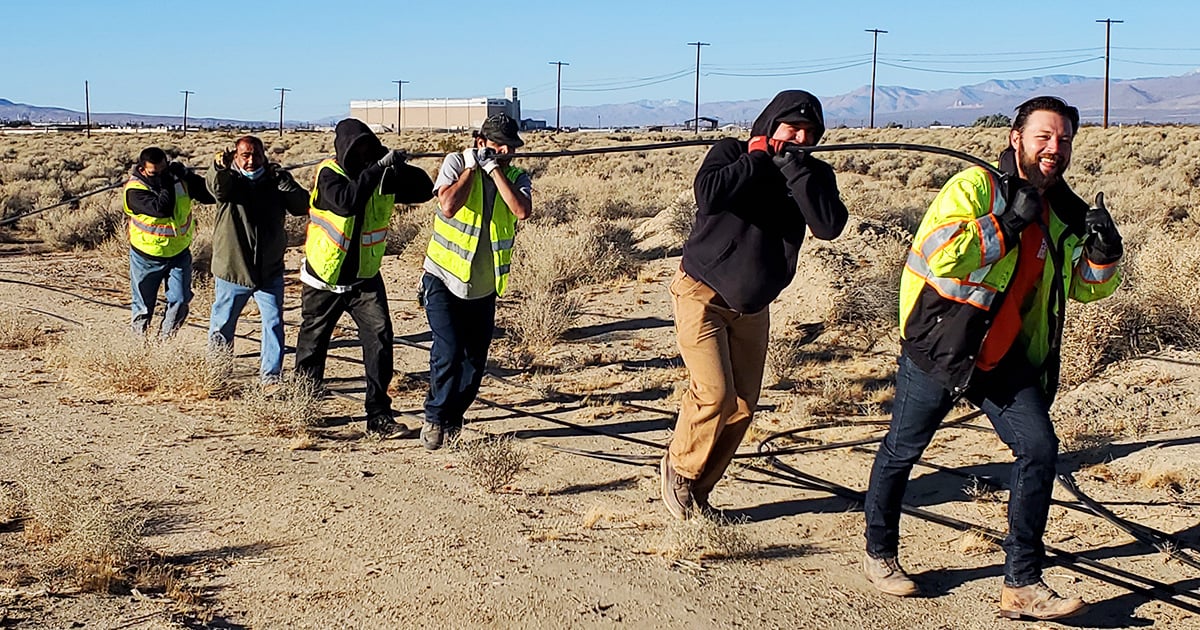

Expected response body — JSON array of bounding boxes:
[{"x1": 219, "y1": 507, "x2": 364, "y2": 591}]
[
  {"x1": 956, "y1": 529, "x2": 1000, "y2": 557},
  {"x1": 16, "y1": 473, "x2": 146, "y2": 593},
  {"x1": 457, "y1": 435, "x2": 529, "y2": 493},
  {"x1": 653, "y1": 513, "x2": 754, "y2": 561},
  {"x1": 0, "y1": 481, "x2": 25, "y2": 524},
  {"x1": 1060, "y1": 228, "x2": 1200, "y2": 388},
  {"x1": 34, "y1": 192, "x2": 124, "y2": 250},
  {"x1": 0, "y1": 310, "x2": 49, "y2": 349},
  {"x1": 51, "y1": 327, "x2": 211, "y2": 398},
  {"x1": 237, "y1": 375, "x2": 325, "y2": 437}
]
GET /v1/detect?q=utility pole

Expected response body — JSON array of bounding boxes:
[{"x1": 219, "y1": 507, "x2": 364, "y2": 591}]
[
  {"x1": 391, "y1": 79, "x2": 409, "y2": 134},
  {"x1": 83, "y1": 80, "x2": 91, "y2": 138},
  {"x1": 179, "y1": 90, "x2": 194, "y2": 136},
  {"x1": 548, "y1": 61, "x2": 569, "y2": 131},
  {"x1": 1097, "y1": 18, "x2": 1123, "y2": 129},
  {"x1": 275, "y1": 87, "x2": 291, "y2": 137},
  {"x1": 865, "y1": 28, "x2": 888, "y2": 129},
  {"x1": 687, "y1": 41, "x2": 709, "y2": 134}
]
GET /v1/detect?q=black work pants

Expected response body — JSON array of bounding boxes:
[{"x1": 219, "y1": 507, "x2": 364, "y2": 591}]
[{"x1": 294, "y1": 274, "x2": 393, "y2": 417}]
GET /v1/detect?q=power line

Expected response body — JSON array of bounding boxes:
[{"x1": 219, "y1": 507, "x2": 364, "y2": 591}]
[
  {"x1": 275, "y1": 87, "x2": 291, "y2": 137},
  {"x1": 562, "y1": 70, "x2": 692, "y2": 92},
  {"x1": 706, "y1": 60, "x2": 872, "y2": 78},
  {"x1": 866, "y1": 29, "x2": 888, "y2": 129},
  {"x1": 687, "y1": 41, "x2": 709, "y2": 134},
  {"x1": 179, "y1": 90, "x2": 194, "y2": 136},
  {"x1": 877, "y1": 56, "x2": 1103, "y2": 75},
  {"x1": 548, "y1": 61, "x2": 569, "y2": 131},
  {"x1": 1098, "y1": 18, "x2": 1125, "y2": 129}
]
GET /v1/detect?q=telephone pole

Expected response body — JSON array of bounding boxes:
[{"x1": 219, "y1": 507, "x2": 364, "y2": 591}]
[
  {"x1": 865, "y1": 28, "x2": 888, "y2": 129},
  {"x1": 548, "y1": 61, "x2": 569, "y2": 131},
  {"x1": 687, "y1": 41, "x2": 709, "y2": 134},
  {"x1": 391, "y1": 79, "x2": 409, "y2": 134},
  {"x1": 83, "y1": 80, "x2": 91, "y2": 138},
  {"x1": 179, "y1": 90, "x2": 194, "y2": 136},
  {"x1": 1097, "y1": 18, "x2": 1123, "y2": 129},
  {"x1": 275, "y1": 87, "x2": 291, "y2": 137}
]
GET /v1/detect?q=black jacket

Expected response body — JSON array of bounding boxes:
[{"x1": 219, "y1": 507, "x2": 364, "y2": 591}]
[
  {"x1": 207, "y1": 162, "x2": 310, "y2": 288},
  {"x1": 308, "y1": 119, "x2": 434, "y2": 285},
  {"x1": 125, "y1": 166, "x2": 214, "y2": 219},
  {"x1": 682, "y1": 90, "x2": 848, "y2": 313}
]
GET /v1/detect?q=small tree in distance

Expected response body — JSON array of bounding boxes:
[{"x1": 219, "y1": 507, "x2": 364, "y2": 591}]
[{"x1": 973, "y1": 113, "x2": 1012, "y2": 128}]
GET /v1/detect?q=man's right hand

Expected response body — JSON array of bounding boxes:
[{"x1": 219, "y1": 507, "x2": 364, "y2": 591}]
[
  {"x1": 997, "y1": 182, "x2": 1042, "y2": 237},
  {"x1": 462, "y1": 147, "x2": 479, "y2": 170},
  {"x1": 217, "y1": 149, "x2": 234, "y2": 169}
]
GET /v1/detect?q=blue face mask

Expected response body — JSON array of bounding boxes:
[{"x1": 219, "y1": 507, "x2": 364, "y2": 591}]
[{"x1": 238, "y1": 165, "x2": 266, "y2": 180}]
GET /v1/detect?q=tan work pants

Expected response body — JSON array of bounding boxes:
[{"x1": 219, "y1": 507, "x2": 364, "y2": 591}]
[{"x1": 667, "y1": 269, "x2": 770, "y2": 497}]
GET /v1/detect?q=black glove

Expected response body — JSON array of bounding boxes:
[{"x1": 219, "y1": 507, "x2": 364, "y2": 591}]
[
  {"x1": 1084, "y1": 192, "x2": 1123, "y2": 264},
  {"x1": 771, "y1": 144, "x2": 809, "y2": 179},
  {"x1": 376, "y1": 149, "x2": 407, "y2": 169},
  {"x1": 167, "y1": 161, "x2": 189, "y2": 179},
  {"x1": 995, "y1": 177, "x2": 1041, "y2": 242}
]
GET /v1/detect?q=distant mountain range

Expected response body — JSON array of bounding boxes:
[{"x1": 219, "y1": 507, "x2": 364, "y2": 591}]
[
  {"x1": 525, "y1": 72, "x2": 1200, "y2": 128},
  {"x1": 6, "y1": 71, "x2": 1200, "y2": 129}
]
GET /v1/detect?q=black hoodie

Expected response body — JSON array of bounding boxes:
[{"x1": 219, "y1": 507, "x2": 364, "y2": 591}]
[
  {"x1": 308, "y1": 119, "x2": 434, "y2": 285},
  {"x1": 683, "y1": 90, "x2": 848, "y2": 314}
]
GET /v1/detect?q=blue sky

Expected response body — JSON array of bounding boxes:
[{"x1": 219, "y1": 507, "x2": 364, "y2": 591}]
[{"x1": 3, "y1": 0, "x2": 1199, "y2": 122}]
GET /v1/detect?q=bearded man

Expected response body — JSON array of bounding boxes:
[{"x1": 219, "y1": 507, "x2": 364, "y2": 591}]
[{"x1": 860, "y1": 96, "x2": 1124, "y2": 621}]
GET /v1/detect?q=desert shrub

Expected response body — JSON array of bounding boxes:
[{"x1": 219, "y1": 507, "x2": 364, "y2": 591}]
[
  {"x1": 17, "y1": 473, "x2": 146, "y2": 593},
  {"x1": 34, "y1": 193, "x2": 123, "y2": 250},
  {"x1": 0, "y1": 482, "x2": 24, "y2": 524},
  {"x1": 237, "y1": 374, "x2": 325, "y2": 437},
  {"x1": 0, "y1": 310, "x2": 48, "y2": 349},
  {"x1": 457, "y1": 435, "x2": 528, "y2": 492},
  {"x1": 51, "y1": 328, "x2": 211, "y2": 397},
  {"x1": 653, "y1": 513, "x2": 754, "y2": 561}
]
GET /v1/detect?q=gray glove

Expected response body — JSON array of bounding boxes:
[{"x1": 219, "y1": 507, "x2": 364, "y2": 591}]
[
  {"x1": 462, "y1": 147, "x2": 479, "y2": 170},
  {"x1": 376, "y1": 149, "x2": 406, "y2": 169},
  {"x1": 478, "y1": 147, "x2": 499, "y2": 174},
  {"x1": 771, "y1": 144, "x2": 809, "y2": 180}
]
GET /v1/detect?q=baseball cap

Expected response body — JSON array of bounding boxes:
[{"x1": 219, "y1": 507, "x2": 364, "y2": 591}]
[{"x1": 478, "y1": 113, "x2": 524, "y2": 148}]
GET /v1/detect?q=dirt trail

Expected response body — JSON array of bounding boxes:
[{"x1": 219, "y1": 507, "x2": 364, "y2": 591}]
[{"x1": 1, "y1": 251, "x2": 1198, "y2": 629}]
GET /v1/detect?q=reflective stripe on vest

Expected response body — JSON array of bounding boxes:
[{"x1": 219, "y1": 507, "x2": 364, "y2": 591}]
[
  {"x1": 304, "y1": 159, "x2": 394, "y2": 285},
  {"x1": 425, "y1": 165, "x2": 522, "y2": 297},
  {"x1": 123, "y1": 178, "x2": 194, "y2": 258},
  {"x1": 918, "y1": 173, "x2": 1007, "y2": 268},
  {"x1": 904, "y1": 249, "x2": 998, "y2": 311}
]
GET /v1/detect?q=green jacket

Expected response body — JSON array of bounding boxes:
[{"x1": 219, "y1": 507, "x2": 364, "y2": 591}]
[
  {"x1": 206, "y1": 160, "x2": 310, "y2": 289},
  {"x1": 899, "y1": 161, "x2": 1121, "y2": 397}
]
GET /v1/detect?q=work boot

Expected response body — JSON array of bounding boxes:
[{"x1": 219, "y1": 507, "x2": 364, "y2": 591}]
[
  {"x1": 999, "y1": 581, "x2": 1087, "y2": 620},
  {"x1": 366, "y1": 414, "x2": 415, "y2": 439},
  {"x1": 660, "y1": 454, "x2": 693, "y2": 520},
  {"x1": 863, "y1": 554, "x2": 920, "y2": 597},
  {"x1": 421, "y1": 422, "x2": 445, "y2": 451}
]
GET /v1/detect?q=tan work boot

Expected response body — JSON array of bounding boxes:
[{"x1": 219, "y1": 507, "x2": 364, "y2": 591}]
[
  {"x1": 660, "y1": 454, "x2": 693, "y2": 520},
  {"x1": 863, "y1": 554, "x2": 919, "y2": 597},
  {"x1": 999, "y1": 581, "x2": 1088, "y2": 620}
]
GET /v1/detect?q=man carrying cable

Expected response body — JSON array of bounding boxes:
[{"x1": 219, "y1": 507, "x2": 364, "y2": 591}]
[
  {"x1": 862, "y1": 97, "x2": 1123, "y2": 621},
  {"x1": 294, "y1": 119, "x2": 433, "y2": 437},
  {"x1": 205, "y1": 135, "x2": 310, "y2": 386},
  {"x1": 124, "y1": 147, "x2": 214, "y2": 337},
  {"x1": 661, "y1": 90, "x2": 848, "y2": 519},
  {"x1": 418, "y1": 113, "x2": 532, "y2": 451}
]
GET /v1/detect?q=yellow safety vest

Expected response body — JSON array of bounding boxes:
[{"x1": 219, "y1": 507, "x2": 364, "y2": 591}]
[
  {"x1": 123, "y1": 178, "x2": 194, "y2": 258},
  {"x1": 425, "y1": 165, "x2": 522, "y2": 297},
  {"x1": 305, "y1": 159, "x2": 394, "y2": 285}
]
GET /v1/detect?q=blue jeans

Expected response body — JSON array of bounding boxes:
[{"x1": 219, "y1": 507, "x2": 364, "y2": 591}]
[
  {"x1": 208, "y1": 275, "x2": 285, "y2": 381},
  {"x1": 864, "y1": 354, "x2": 1059, "y2": 587},
  {"x1": 129, "y1": 247, "x2": 192, "y2": 337},
  {"x1": 421, "y1": 273, "x2": 496, "y2": 428}
]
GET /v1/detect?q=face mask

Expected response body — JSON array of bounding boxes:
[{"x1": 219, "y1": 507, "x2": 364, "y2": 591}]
[{"x1": 238, "y1": 165, "x2": 266, "y2": 180}]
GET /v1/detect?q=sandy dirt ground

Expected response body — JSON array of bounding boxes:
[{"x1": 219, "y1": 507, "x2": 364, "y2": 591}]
[{"x1": 1, "y1": 245, "x2": 1198, "y2": 630}]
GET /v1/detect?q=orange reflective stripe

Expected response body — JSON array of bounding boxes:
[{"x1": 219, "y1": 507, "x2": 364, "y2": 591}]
[{"x1": 1079, "y1": 257, "x2": 1118, "y2": 284}]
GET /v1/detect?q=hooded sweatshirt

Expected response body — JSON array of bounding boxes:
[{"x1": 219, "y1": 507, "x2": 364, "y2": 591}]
[
  {"x1": 683, "y1": 90, "x2": 848, "y2": 313},
  {"x1": 307, "y1": 119, "x2": 434, "y2": 286}
]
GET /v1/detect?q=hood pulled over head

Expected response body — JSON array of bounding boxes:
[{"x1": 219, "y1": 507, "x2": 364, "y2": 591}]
[
  {"x1": 333, "y1": 118, "x2": 386, "y2": 176},
  {"x1": 750, "y1": 90, "x2": 826, "y2": 144}
]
